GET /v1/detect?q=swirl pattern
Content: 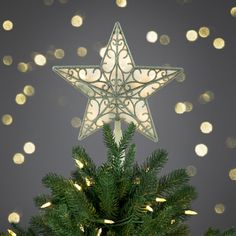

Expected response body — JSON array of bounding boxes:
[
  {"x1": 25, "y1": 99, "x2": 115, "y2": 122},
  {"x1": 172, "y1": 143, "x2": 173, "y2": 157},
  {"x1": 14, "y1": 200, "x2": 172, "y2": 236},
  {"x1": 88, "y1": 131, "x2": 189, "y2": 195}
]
[{"x1": 53, "y1": 22, "x2": 183, "y2": 141}]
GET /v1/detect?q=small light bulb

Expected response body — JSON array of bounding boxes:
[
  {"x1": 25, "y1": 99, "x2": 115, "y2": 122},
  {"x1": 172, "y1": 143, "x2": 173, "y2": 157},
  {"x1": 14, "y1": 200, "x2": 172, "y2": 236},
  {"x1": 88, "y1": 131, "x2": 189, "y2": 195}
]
[
  {"x1": 74, "y1": 183, "x2": 82, "y2": 191},
  {"x1": 155, "y1": 197, "x2": 167, "y2": 203},
  {"x1": 40, "y1": 202, "x2": 52, "y2": 208},
  {"x1": 104, "y1": 219, "x2": 115, "y2": 224},
  {"x1": 80, "y1": 224, "x2": 85, "y2": 232},
  {"x1": 97, "y1": 228, "x2": 102, "y2": 236},
  {"x1": 145, "y1": 205, "x2": 154, "y2": 212},
  {"x1": 171, "y1": 219, "x2": 175, "y2": 224},
  {"x1": 85, "y1": 177, "x2": 92, "y2": 186},
  {"x1": 184, "y1": 210, "x2": 198, "y2": 215},
  {"x1": 75, "y1": 159, "x2": 84, "y2": 169},
  {"x1": 7, "y1": 229, "x2": 16, "y2": 236}
]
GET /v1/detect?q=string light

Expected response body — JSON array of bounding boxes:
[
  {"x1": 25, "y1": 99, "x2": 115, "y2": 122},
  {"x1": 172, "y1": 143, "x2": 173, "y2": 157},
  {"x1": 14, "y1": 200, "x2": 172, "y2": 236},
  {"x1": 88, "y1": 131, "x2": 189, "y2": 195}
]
[
  {"x1": 155, "y1": 197, "x2": 167, "y2": 203},
  {"x1": 7, "y1": 229, "x2": 16, "y2": 236},
  {"x1": 231, "y1": 7, "x2": 236, "y2": 17},
  {"x1": 80, "y1": 224, "x2": 85, "y2": 232},
  {"x1": 85, "y1": 177, "x2": 92, "y2": 186},
  {"x1": 171, "y1": 219, "x2": 175, "y2": 224},
  {"x1": 74, "y1": 183, "x2": 82, "y2": 191},
  {"x1": 175, "y1": 102, "x2": 186, "y2": 114},
  {"x1": 145, "y1": 205, "x2": 154, "y2": 212},
  {"x1": 17, "y1": 62, "x2": 28, "y2": 72},
  {"x1": 75, "y1": 159, "x2": 84, "y2": 169},
  {"x1": 184, "y1": 210, "x2": 198, "y2": 215},
  {"x1": 104, "y1": 219, "x2": 115, "y2": 224},
  {"x1": 40, "y1": 202, "x2": 52, "y2": 208},
  {"x1": 159, "y1": 34, "x2": 170, "y2": 45},
  {"x1": 97, "y1": 228, "x2": 102, "y2": 236},
  {"x1": 229, "y1": 169, "x2": 236, "y2": 181}
]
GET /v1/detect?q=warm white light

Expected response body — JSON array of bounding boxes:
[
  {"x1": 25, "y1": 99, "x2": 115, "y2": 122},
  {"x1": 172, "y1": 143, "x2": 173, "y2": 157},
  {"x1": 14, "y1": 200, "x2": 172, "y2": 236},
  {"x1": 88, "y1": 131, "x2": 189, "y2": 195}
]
[
  {"x1": 75, "y1": 159, "x2": 84, "y2": 169},
  {"x1": 23, "y1": 142, "x2": 36, "y2": 154},
  {"x1": 145, "y1": 205, "x2": 154, "y2": 212},
  {"x1": 71, "y1": 15, "x2": 83, "y2": 27},
  {"x1": 146, "y1": 31, "x2": 158, "y2": 43},
  {"x1": 3, "y1": 20, "x2": 13, "y2": 31},
  {"x1": 85, "y1": 177, "x2": 92, "y2": 186},
  {"x1": 213, "y1": 38, "x2": 225, "y2": 49},
  {"x1": 116, "y1": 0, "x2": 127, "y2": 7},
  {"x1": 155, "y1": 197, "x2": 167, "y2": 203},
  {"x1": 40, "y1": 202, "x2": 52, "y2": 208},
  {"x1": 8, "y1": 212, "x2": 20, "y2": 223},
  {"x1": 200, "y1": 121, "x2": 213, "y2": 134},
  {"x1": 74, "y1": 183, "x2": 82, "y2": 191},
  {"x1": 186, "y1": 30, "x2": 198, "y2": 42},
  {"x1": 104, "y1": 219, "x2": 115, "y2": 224},
  {"x1": 7, "y1": 229, "x2": 16, "y2": 236},
  {"x1": 185, "y1": 210, "x2": 198, "y2": 215},
  {"x1": 34, "y1": 54, "x2": 47, "y2": 66},
  {"x1": 97, "y1": 228, "x2": 102, "y2": 236},
  {"x1": 195, "y1": 144, "x2": 208, "y2": 157},
  {"x1": 13, "y1": 153, "x2": 25, "y2": 165}
]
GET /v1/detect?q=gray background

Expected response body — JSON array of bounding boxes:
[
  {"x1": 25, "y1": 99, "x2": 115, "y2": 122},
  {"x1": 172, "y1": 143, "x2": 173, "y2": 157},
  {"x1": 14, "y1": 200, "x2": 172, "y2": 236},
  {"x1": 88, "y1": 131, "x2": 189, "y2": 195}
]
[{"x1": 0, "y1": 0, "x2": 236, "y2": 234}]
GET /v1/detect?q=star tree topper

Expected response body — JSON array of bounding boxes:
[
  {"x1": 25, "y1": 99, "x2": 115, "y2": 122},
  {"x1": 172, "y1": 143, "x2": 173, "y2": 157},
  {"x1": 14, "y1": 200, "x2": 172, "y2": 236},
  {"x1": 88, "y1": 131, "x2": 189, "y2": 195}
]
[{"x1": 53, "y1": 22, "x2": 183, "y2": 142}]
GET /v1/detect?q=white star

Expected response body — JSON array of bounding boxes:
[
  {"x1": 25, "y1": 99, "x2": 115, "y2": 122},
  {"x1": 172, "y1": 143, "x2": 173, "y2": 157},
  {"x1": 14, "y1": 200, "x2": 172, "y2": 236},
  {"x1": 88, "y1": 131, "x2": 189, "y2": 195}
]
[{"x1": 53, "y1": 22, "x2": 183, "y2": 142}]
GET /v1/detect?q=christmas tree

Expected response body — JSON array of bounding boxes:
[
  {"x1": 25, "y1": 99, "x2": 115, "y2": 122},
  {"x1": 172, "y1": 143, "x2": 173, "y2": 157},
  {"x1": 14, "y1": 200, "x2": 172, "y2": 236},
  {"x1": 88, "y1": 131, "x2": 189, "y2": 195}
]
[
  {"x1": 1, "y1": 123, "x2": 235, "y2": 236},
  {"x1": 1, "y1": 22, "x2": 235, "y2": 236}
]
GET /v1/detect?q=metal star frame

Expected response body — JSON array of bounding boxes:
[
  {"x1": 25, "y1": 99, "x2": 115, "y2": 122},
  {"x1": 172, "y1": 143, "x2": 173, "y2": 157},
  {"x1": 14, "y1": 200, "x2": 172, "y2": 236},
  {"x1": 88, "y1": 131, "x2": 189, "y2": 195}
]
[{"x1": 53, "y1": 22, "x2": 183, "y2": 142}]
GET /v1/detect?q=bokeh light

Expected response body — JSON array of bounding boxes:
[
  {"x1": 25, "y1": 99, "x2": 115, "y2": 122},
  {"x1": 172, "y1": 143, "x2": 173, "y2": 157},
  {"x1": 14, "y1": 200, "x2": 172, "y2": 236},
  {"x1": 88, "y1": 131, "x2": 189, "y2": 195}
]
[
  {"x1": 213, "y1": 38, "x2": 225, "y2": 49},
  {"x1": 23, "y1": 85, "x2": 35, "y2": 97},
  {"x1": 195, "y1": 144, "x2": 208, "y2": 157},
  {"x1": 198, "y1": 91, "x2": 215, "y2": 104},
  {"x1": 71, "y1": 15, "x2": 83, "y2": 27},
  {"x1": 159, "y1": 34, "x2": 170, "y2": 45},
  {"x1": 146, "y1": 31, "x2": 158, "y2": 43},
  {"x1": 15, "y1": 93, "x2": 27, "y2": 105},
  {"x1": 54, "y1": 49, "x2": 65, "y2": 59},
  {"x1": 77, "y1": 47, "x2": 87, "y2": 57},
  {"x1": 184, "y1": 101, "x2": 193, "y2": 112},
  {"x1": 2, "y1": 114, "x2": 13, "y2": 126},
  {"x1": 186, "y1": 165, "x2": 197, "y2": 177},
  {"x1": 2, "y1": 20, "x2": 13, "y2": 31},
  {"x1": 17, "y1": 62, "x2": 28, "y2": 73},
  {"x1": 71, "y1": 117, "x2": 82, "y2": 128},
  {"x1": 214, "y1": 203, "x2": 225, "y2": 214},
  {"x1": 230, "y1": 7, "x2": 236, "y2": 17},
  {"x1": 13, "y1": 153, "x2": 25, "y2": 165},
  {"x1": 186, "y1": 30, "x2": 198, "y2": 42},
  {"x1": 116, "y1": 0, "x2": 127, "y2": 7},
  {"x1": 175, "y1": 102, "x2": 186, "y2": 114},
  {"x1": 34, "y1": 54, "x2": 47, "y2": 66},
  {"x1": 229, "y1": 169, "x2": 236, "y2": 181},
  {"x1": 226, "y1": 137, "x2": 236, "y2": 149},
  {"x1": 198, "y1": 26, "x2": 210, "y2": 38},
  {"x1": 8, "y1": 212, "x2": 20, "y2": 223},
  {"x1": 23, "y1": 142, "x2": 36, "y2": 154},
  {"x1": 3, "y1": 55, "x2": 13, "y2": 66},
  {"x1": 175, "y1": 72, "x2": 186, "y2": 82},
  {"x1": 7, "y1": 229, "x2": 16, "y2": 236},
  {"x1": 43, "y1": 0, "x2": 54, "y2": 6},
  {"x1": 200, "y1": 121, "x2": 213, "y2": 134}
]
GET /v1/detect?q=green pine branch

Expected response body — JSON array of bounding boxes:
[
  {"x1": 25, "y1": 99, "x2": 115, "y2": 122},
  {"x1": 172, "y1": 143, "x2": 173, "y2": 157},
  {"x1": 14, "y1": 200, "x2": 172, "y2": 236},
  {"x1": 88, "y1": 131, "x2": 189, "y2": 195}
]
[{"x1": 1, "y1": 123, "x2": 235, "y2": 236}]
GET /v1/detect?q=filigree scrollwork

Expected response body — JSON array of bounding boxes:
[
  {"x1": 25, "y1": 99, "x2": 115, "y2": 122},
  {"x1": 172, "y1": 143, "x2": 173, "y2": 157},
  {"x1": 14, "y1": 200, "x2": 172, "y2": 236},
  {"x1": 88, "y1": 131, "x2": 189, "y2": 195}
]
[{"x1": 53, "y1": 22, "x2": 183, "y2": 141}]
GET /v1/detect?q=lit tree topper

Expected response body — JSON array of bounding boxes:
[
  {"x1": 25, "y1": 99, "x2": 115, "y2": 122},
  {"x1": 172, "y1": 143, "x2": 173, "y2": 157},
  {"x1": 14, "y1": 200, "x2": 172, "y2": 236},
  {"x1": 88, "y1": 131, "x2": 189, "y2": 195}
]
[{"x1": 53, "y1": 22, "x2": 183, "y2": 142}]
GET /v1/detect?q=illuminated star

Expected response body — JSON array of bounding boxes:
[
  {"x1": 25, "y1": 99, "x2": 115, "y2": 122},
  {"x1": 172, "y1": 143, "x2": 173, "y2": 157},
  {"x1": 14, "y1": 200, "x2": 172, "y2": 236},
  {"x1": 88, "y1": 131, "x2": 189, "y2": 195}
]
[{"x1": 53, "y1": 22, "x2": 183, "y2": 142}]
